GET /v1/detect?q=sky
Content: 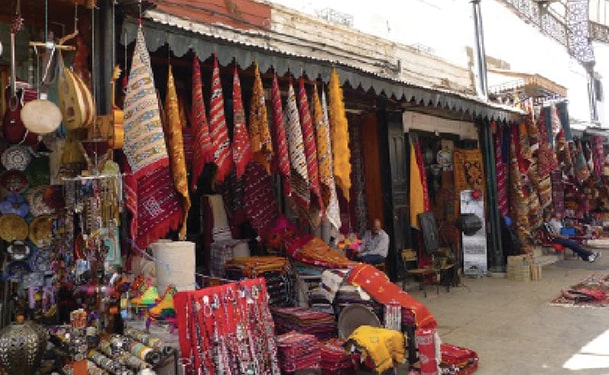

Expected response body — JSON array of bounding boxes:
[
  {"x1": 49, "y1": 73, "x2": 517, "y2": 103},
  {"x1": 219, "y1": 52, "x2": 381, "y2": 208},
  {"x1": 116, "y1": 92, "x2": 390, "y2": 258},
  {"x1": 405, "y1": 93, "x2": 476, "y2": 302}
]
[{"x1": 266, "y1": 0, "x2": 604, "y2": 124}]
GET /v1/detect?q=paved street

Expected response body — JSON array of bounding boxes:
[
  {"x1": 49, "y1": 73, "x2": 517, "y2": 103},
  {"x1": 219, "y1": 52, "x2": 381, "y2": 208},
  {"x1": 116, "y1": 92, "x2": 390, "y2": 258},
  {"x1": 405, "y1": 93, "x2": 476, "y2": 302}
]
[{"x1": 406, "y1": 250, "x2": 609, "y2": 375}]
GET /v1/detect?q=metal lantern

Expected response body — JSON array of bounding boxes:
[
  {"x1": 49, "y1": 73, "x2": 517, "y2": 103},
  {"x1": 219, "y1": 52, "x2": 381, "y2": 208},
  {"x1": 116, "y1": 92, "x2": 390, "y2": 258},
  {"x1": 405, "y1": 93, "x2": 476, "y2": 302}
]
[
  {"x1": 0, "y1": 316, "x2": 49, "y2": 375},
  {"x1": 456, "y1": 213, "x2": 483, "y2": 236}
]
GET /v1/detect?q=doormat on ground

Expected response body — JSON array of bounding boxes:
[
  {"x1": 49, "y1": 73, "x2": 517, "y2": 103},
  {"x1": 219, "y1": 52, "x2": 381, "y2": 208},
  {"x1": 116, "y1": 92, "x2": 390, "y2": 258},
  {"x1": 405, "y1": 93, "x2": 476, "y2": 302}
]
[{"x1": 549, "y1": 273, "x2": 609, "y2": 309}]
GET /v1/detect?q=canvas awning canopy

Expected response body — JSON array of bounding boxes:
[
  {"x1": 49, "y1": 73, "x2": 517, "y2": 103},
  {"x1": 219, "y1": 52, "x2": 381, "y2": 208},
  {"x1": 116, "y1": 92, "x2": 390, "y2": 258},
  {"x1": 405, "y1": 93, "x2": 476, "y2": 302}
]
[
  {"x1": 121, "y1": 10, "x2": 524, "y2": 122},
  {"x1": 488, "y1": 69, "x2": 568, "y2": 99}
]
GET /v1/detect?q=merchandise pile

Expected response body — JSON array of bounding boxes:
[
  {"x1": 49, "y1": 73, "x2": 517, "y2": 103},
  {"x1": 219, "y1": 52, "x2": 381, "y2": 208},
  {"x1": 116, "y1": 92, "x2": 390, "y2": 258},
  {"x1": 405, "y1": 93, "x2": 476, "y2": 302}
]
[
  {"x1": 224, "y1": 256, "x2": 295, "y2": 306},
  {"x1": 276, "y1": 331, "x2": 321, "y2": 373},
  {"x1": 319, "y1": 338, "x2": 358, "y2": 375},
  {"x1": 271, "y1": 306, "x2": 337, "y2": 339},
  {"x1": 439, "y1": 343, "x2": 479, "y2": 375}
]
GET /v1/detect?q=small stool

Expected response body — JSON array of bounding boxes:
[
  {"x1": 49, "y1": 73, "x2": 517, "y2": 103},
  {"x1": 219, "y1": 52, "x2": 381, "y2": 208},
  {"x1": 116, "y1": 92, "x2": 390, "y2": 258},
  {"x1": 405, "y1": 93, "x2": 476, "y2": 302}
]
[{"x1": 374, "y1": 261, "x2": 386, "y2": 273}]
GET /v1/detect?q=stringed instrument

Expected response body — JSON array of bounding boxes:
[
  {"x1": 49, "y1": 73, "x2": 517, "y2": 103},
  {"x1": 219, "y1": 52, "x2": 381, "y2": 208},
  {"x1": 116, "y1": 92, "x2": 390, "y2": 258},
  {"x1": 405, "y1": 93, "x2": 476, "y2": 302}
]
[
  {"x1": 108, "y1": 65, "x2": 124, "y2": 149},
  {"x1": 57, "y1": 31, "x2": 96, "y2": 130}
]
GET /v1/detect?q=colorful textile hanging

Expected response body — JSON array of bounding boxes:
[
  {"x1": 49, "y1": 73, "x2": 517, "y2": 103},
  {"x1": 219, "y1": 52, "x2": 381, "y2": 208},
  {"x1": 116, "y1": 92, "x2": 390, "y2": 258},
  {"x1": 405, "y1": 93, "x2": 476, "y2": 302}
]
[
  {"x1": 313, "y1": 85, "x2": 341, "y2": 231},
  {"x1": 122, "y1": 28, "x2": 182, "y2": 249},
  {"x1": 243, "y1": 162, "x2": 279, "y2": 237},
  {"x1": 535, "y1": 109, "x2": 559, "y2": 179},
  {"x1": 249, "y1": 62, "x2": 273, "y2": 174},
  {"x1": 164, "y1": 65, "x2": 191, "y2": 240},
  {"x1": 415, "y1": 139, "x2": 430, "y2": 212},
  {"x1": 298, "y1": 77, "x2": 323, "y2": 212},
  {"x1": 453, "y1": 147, "x2": 485, "y2": 217},
  {"x1": 191, "y1": 55, "x2": 214, "y2": 191},
  {"x1": 591, "y1": 135, "x2": 604, "y2": 178},
  {"x1": 409, "y1": 141, "x2": 425, "y2": 229},
  {"x1": 509, "y1": 125, "x2": 532, "y2": 253},
  {"x1": 209, "y1": 55, "x2": 233, "y2": 183},
  {"x1": 346, "y1": 263, "x2": 437, "y2": 329},
  {"x1": 494, "y1": 124, "x2": 509, "y2": 217},
  {"x1": 232, "y1": 66, "x2": 253, "y2": 179},
  {"x1": 574, "y1": 139, "x2": 591, "y2": 183},
  {"x1": 271, "y1": 74, "x2": 291, "y2": 195},
  {"x1": 556, "y1": 129, "x2": 573, "y2": 175},
  {"x1": 285, "y1": 79, "x2": 310, "y2": 209},
  {"x1": 328, "y1": 68, "x2": 351, "y2": 201}
]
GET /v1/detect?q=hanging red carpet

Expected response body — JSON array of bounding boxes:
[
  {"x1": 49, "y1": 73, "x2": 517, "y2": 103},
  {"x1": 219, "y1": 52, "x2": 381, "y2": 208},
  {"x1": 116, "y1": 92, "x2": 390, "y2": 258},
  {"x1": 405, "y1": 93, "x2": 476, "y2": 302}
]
[
  {"x1": 298, "y1": 77, "x2": 322, "y2": 214},
  {"x1": 164, "y1": 65, "x2": 191, "y2": 240},
  {"x1": 346, "y1": 263, "x2": 437, "y2": 330},
  {"x1": 209, "y1": 56, "x2": 233, "y2": 183},
  {"x1": 191, "y1": 55, "x2": 214, "y2": 191},
  {"x1": 271, "y1": 73, "x2": 291, "y2": 195},
  {"x1": 232, "y1": 66, "x2": 253, "y2": 179},
  {"x1": 122, "y1": 27, "x2": 182, "y2": 249}
]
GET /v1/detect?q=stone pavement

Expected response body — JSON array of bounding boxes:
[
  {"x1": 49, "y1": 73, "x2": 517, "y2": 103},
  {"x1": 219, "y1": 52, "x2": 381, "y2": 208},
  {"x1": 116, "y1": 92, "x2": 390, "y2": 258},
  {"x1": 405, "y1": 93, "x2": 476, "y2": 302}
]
[{"x1": 403, "y1": 246, "x2": 609, "y2": 375}]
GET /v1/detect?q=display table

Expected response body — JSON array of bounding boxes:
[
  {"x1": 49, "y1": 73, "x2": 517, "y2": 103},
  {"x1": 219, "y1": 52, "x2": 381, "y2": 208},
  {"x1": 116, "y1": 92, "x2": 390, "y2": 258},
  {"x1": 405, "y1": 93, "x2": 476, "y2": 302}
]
[{"x1": 406, "y1": 264, "x2": 455, "y2": 297}]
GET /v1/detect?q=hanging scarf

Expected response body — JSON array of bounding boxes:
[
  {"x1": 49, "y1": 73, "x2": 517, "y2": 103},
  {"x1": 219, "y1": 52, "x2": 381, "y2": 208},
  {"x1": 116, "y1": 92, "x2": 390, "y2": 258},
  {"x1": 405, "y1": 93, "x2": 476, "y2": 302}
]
[
  {"x1": 164, "y1": 65, "x2": 191, "y2": 240},
  {"x1": 285, "y1": 79, "x2": 310, "y2": 209},
  {"x1": 122, "y1": 28, "x2": 182, "y2": 249},
  {"x1": 232, "y1": 66, "x2": 253, "y2": 179},
  {"x1": 249, "y1": 62, "x2": 273, "y2": 173},
  {"x1": 409, "y1": 140, "x2": 425, "y2": 229},
  {"x1": 209, "y1": 55, "x2": 233, "y2": 183},
  {"x1": 298, "y1": 77, "x2": 323, "y2": 213},
  {"x1": 313, "y1": 85, "x2": 341, "y2": 231},
  {"x1": 328, "y1": 67, "x2": 351, "y2": 201},
  {"x1": 271, "y1": 74, "x2": 291, "y2": 195},
  {"x1": 191, "y1": 55, "x2": 214, "y2": 191}
]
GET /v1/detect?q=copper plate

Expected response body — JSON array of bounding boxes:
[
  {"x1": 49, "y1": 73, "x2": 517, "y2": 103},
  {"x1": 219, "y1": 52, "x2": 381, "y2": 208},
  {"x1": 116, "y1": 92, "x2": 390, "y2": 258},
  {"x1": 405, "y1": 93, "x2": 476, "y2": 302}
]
[
  {"x1": 29, "y1": 215, "x2": 54, "y2": 248},
  {"x1": 0, "y1": 214, "x2": 29, "y2": 242}
]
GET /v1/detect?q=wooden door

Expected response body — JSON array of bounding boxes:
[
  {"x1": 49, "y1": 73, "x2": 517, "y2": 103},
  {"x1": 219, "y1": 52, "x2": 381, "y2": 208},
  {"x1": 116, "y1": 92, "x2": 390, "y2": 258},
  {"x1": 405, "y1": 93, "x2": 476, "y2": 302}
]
[{"x1": 384, "y1": 112, "x2": 408, "y2": 279}]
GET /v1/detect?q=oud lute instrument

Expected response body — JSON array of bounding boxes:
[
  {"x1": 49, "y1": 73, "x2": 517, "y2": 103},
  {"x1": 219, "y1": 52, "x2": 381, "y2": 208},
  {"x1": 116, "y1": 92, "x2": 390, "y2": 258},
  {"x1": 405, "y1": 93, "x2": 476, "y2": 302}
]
[{"x1": 57, "y1": 32, "x2": 96, "y2": 131}]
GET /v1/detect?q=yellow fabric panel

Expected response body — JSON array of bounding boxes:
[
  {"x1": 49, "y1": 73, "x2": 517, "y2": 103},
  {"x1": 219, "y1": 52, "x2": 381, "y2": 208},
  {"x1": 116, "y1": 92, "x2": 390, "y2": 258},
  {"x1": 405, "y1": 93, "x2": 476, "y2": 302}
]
[{"x1": 409, "y1": 141, "x2": 425, "y2": 229}]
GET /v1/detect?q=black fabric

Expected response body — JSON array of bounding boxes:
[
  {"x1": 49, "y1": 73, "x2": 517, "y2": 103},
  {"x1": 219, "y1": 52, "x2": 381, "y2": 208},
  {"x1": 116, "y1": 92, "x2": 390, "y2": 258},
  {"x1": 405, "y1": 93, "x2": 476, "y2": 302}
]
[{"x1": 418, "y1": 212, "x2": 439, "y2": 255}]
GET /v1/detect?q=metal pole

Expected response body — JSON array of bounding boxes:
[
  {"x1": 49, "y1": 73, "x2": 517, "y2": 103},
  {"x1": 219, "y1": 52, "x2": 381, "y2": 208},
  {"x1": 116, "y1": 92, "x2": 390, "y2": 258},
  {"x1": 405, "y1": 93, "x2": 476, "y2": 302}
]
[
  {"x1": 587, "y1": 69, "x2": 598, "y2": 123},
  {"x1": 471, "y1": 0, "x2": 505, "y2": 273},
  {"x1": 471, "y1": 0, "x2": 488, "y2": 100}
]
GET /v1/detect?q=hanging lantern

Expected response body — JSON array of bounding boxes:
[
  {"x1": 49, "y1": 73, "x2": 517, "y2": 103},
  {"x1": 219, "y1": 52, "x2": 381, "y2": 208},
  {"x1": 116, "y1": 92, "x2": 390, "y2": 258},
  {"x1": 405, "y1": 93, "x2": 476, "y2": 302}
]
[{"x1": 456, "y1": 213, "x2": 483, "y2": 236}]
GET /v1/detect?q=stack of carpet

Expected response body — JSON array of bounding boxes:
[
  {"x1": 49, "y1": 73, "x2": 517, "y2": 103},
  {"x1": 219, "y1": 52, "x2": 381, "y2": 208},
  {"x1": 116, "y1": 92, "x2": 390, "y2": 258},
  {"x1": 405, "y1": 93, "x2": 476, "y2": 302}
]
[
  {"x1": 276, "y1": 331, "x2": 321, "y2": 373},
  {"x1": 271, "y1": 306, "x2": 337, "y2": 339},
  {"x1": 319, "y1": 338, "x2": 358, "y2": 375},
  {"x1": 224, "y1": 256, "x2": 295, "y2": 306},
  {"x1": 440, "y1": 343, "x2": 479, "y2": 375}
]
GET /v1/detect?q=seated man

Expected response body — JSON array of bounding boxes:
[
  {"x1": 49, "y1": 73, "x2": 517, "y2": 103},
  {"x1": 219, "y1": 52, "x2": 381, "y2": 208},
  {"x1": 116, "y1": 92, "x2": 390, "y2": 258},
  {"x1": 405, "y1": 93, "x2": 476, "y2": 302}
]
[
  {"x1": 542, "y1": 210, "x2": 600, "y2": 263},
  {"x1": 355, "y1": 218, "x2": 389, "y2": 264}
]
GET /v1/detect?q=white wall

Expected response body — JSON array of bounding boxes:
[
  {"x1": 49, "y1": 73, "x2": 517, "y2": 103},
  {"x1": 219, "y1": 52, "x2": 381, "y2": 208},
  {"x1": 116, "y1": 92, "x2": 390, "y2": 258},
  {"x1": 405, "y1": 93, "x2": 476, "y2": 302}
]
[
  {"x1": 593, "y1": 42, "x2": 609, "y2": 128},
  {"x1": 266, "y1": 0, "x2": 594, "y2": 123}
]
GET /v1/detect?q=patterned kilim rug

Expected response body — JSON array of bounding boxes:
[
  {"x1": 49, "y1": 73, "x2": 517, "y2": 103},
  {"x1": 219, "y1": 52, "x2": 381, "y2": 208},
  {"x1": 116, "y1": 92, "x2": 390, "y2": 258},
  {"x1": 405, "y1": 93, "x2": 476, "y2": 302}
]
[{"x1": 549, "y1": 273, "x2": 609, "y2": 309}]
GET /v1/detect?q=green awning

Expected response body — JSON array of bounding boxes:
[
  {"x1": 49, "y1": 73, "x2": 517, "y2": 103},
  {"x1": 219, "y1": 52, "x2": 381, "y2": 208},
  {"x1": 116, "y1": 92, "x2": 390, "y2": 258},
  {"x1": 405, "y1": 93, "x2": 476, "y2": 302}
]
[{"x1": 122, "y1": 18, "x2": 524, "y2": 122}]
